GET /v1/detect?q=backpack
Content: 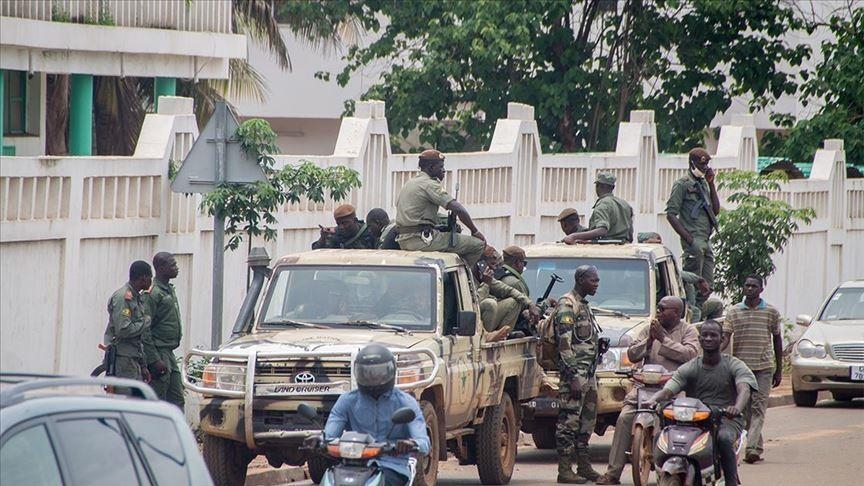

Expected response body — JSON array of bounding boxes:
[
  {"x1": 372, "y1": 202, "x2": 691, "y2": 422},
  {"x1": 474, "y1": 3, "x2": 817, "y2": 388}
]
[{"x1": 536, "y1": 292, "x2": 577, "y2": 370}]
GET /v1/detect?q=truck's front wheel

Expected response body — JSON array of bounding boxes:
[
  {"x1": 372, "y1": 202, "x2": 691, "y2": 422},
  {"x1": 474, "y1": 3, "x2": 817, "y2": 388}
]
[
  {"x1": 414, "y1": 400, "x2": 440, "y2": 486},
  {"x1": 476, "y1": 392, "x2": 517, "y2": 485},
  {"x1": 202, "y1": 435, "x2": 254, "y2": 486}
]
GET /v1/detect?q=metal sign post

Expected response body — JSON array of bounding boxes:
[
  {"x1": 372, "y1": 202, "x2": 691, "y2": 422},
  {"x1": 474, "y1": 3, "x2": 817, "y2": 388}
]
[{"x1": 172, "y1": 101, "x2": 266, "y2": 349}]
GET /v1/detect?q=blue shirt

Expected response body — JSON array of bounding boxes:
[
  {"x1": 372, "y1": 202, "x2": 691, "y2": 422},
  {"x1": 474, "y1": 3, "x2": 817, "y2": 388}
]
[{"x1": 324, "y1": 388, "x2": 431, "y2": 478}]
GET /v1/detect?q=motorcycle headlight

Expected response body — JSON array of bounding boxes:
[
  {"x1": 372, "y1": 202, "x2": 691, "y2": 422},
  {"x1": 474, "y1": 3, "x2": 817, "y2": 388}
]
[
  {"x1": 202, "y1": 362, "x2": 246, "y2": 391},
  {"x1": 673, "y1": 405, "x2": 695, "y2": 421},
  {"x1": 339, "y1": 441, "x2": 366, "y2": 459},
  {"x1": 796, "y1": 339, "x2": 827, "y2": 359}
]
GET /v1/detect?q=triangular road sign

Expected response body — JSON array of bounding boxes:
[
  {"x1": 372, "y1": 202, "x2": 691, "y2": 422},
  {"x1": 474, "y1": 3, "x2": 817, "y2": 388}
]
[{"x1": 171, "y1": 102, "x2": 267, "y2": 194}]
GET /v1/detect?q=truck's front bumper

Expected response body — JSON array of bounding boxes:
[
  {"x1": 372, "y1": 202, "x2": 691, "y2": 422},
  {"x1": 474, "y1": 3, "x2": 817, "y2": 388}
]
[
  {"x1": 198, "y1": 396, "x2": 334, "y2": 445},
  {"x1": 522, "y1": 374, "x2": 631, "y2": 418}
]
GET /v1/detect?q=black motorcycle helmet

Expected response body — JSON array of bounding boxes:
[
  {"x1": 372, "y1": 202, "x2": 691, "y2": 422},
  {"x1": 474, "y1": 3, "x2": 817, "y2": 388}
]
[{"x1": 354, "y1": 343, "x2": 396, "y2": 398}]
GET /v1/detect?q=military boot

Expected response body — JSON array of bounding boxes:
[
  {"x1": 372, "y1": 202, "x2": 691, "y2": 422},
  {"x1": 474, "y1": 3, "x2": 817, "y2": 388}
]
[
  {"x1": 557, "y1": 457, "x2": 588, "y2": 484},
  {"x1": 574, "y1": 449, "x2": 601, "y2": 482}
]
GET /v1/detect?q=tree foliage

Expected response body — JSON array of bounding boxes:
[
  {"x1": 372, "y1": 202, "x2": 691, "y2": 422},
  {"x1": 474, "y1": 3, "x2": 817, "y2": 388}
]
[
  {"x1": 314, "y1": 0, "x2": 809, "y2": 153},
  {"x1": 763, "y1": 7, "x2": 863, "y2": 166},
  {"x1": 712, "y1": 170, "x2": 815, "y2": 302},
  {"x1": 200, "y1": 119, "x2": 361, "y2": 250}
]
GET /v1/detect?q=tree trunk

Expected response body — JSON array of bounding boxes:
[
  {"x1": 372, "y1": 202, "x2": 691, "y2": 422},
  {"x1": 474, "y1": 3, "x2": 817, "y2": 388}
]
[{"x1": 45, "y1": 74, "x2": 69, "y2": 155}]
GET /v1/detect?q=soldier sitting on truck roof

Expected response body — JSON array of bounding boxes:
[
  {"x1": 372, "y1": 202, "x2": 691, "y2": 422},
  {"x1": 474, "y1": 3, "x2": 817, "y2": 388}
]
[
  {"x1": 312, "y1": 204, "x2": 377, "y2": 250},
  {"x1": 563, "y1": 172, "x2": 634, "y2": 244},
  {"x1": 557, "y1": 208, "x2": 586, "y2": 241},
  {"x1": 474, "y1": 246, "x2": 541, "y2": 343}
]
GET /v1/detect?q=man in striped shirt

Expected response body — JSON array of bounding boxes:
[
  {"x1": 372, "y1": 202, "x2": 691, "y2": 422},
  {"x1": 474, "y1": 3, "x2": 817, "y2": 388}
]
[{"x1": 723, "y1": 275, "x2": 783, "y2": 464}]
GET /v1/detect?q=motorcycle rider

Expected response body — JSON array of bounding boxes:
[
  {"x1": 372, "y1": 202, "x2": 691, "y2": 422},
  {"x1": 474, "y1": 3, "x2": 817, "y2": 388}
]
[
  {"x1": 646, "y1": 320, "x2": 757, "y2": 485},
  {"x1": 595, "y1": 296, "x2": 699, "y2": 485},
  {"x1": 323, "y1": 344, "x2": 431, "y2": 485}
]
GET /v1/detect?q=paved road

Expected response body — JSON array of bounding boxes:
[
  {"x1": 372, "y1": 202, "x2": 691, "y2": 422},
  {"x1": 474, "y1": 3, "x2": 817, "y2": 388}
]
[{"x1": 275, "y1": 398, "x2": 863, "y2": 485}]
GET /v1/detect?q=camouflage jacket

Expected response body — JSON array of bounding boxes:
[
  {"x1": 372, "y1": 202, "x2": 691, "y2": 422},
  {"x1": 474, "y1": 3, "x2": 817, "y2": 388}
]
[
  {"x1": 477, "y1": 278, "x2": 533, "y2": 308},
  {"x1": 554, "y1": 291, "x2": 600, "y2": 381}
]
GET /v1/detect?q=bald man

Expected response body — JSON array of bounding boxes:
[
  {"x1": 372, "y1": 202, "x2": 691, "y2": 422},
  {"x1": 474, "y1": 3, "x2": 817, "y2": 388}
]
[{"x1": 596, "y1": 296, "x2": 699, "y2": 485}]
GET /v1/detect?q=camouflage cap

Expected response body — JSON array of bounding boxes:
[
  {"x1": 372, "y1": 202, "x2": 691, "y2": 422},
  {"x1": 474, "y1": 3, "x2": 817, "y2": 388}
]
[
  {"x1": 595, "y1": 171, "x2": 616, "y2": 186},
  {"x1": 502, "y1": 245, "x2": 526, "y2": 261},
  {"x1": 419, "y1": 149, "x2": 445, "y2": 161},
  {"x1": 333, "y1": 204, "x2": 356, "y2": 220},
  {"x1": 689, "y1": 148, "x2": 712, "y2": 164},
  {"x1": 557, "y1": 207, "x2": 580, "y2": 222}
]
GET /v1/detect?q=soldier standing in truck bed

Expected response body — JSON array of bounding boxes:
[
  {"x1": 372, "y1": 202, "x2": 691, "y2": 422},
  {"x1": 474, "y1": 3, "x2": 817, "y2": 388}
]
[{"x1": 394, "y1": 149, "x2": 486, "y2": 265}]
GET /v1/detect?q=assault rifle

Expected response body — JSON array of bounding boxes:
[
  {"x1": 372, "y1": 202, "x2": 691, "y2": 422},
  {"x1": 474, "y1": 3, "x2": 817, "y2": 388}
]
[
  {"x1": 448, "y1": 182, "x2": 461, "y2": 248},
  {"x1": 539, "y1": 273, "x2": 564, "y2": 305}
]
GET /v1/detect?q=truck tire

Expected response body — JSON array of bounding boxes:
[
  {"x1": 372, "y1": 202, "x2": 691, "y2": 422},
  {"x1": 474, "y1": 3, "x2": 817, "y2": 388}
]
[
  {"x1": 202, "y1": 435, "x2": 253, "y2": 486},
  {"x1": 476, "y1": 392, "x2": 517, "y2": 485},
  {"x1": 307, "y1": 454, "x2": 336, "y2": 484},
  {"x1": 415, "y1": 400, "x2": 440, "y2": 486},
  {"x1": 793, "y1": 388, "x2": 817, "y2": 407},
  {"x1": 630, "y1": 425, "x2": 652, "y2": 486},
  {"x1": 530, "y1": 421, "x2": 556, "y2": 450}
]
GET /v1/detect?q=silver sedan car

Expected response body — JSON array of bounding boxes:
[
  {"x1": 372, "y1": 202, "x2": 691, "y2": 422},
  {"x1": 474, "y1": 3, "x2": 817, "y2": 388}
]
[{"x1": 791, "y1": 280, "x2": 864, "y2": 406}]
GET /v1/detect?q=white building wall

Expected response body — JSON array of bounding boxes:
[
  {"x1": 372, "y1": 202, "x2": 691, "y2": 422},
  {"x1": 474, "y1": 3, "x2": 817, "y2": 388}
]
[{"x1": 1, "y1": 98, "x2": 860, "y2": 376}]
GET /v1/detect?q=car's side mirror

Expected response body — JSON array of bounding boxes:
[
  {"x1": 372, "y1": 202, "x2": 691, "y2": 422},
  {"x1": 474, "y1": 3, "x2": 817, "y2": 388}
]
[
  {"x1": 796, "y1": 314, "x2": 813, "y2": 327},
  {"x1": 390, "y1": 407, "x2": 416, "y2": 425},
  {"x1": 456, "y1": 311, "x2": 477, "y2": 336}
]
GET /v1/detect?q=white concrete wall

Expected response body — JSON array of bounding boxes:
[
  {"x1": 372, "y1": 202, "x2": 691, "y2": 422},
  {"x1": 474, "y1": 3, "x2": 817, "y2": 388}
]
[{"x1": 1, "y1": 98, "x2": 860, "y2": 376}]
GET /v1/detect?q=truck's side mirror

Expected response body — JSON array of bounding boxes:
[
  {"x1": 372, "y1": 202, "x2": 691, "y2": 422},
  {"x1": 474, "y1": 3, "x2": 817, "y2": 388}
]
[
  {"x1": 456, "y1": 311, "x2": 477, "y2": 336},
  {"x1": 795, "y1": 314, "x2": 813, "y2": 327}
]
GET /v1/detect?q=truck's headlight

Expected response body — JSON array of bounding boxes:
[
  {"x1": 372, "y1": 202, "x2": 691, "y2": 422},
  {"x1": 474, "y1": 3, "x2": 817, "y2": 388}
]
[
  {"x1": 395, "y1": 353, "x2": 434, "y2": 386},
  {"x1": 796, "y1": 339, "x2": 827, "y2": 359},
  {"x1": 202, "y1": 362, "x2": 246, "y2": 391},
  {"x1": 598, "y1": 347, "x2": 625, "y2": 372}
]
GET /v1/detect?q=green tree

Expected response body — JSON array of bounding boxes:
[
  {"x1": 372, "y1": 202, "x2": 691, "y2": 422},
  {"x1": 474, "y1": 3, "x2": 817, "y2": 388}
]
[
  {"x1": 317, "y1": 0, "x2": 809, "y2": 153},
  {"x1": 712, "y1": 170, "x2": 815, "y2": 302},
  {"x1": 763, "y1": 8, "x2": 863, "y2": 166},
  {"x1": 200, "y1": 119, "x2": 361, "y2": 250}
]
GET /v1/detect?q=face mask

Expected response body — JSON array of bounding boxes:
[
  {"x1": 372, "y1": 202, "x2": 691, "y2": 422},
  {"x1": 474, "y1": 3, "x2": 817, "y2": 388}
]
[{"x1": 690, "y1": 163, "x2": 705, "y2": 179}]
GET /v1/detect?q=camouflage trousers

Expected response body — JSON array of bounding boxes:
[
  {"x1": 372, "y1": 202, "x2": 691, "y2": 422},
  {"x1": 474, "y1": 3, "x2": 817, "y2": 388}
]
[
  {"x1": 556, "y1": 374, "x2": 598, "y2": 457},
  {"x1": 149, "y1": 347, "x2": 185, "y2": 409}
]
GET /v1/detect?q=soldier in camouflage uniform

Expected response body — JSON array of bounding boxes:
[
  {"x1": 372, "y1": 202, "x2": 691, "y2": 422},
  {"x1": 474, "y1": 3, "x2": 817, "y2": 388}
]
[
  {"x1": 143, "y1": 252, "x2": 185, "y2": 408},
  {"x1": 474, "y1": 246, "x2": 540, "y2": 342},
  {"x1": 104, "y1": 260, "x2": 153, "y2": 392},
  {"x1": 553, "y1": 265, "x2": 602, "y2": 483},
  {"x1": 665, "y1": 148, "x2": 720, "y2": 306},
  {"x1": 312, "y1": 204, "x2": 378, "y2": 250}
]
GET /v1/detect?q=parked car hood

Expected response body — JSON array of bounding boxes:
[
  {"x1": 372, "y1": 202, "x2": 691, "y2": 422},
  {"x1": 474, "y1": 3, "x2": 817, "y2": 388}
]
[{"x1": 801, "y1": 319, "x2": 864, "y2": 344}]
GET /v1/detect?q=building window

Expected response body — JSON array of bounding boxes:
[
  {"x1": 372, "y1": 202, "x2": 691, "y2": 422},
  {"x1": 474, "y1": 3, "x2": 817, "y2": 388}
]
[{"x1": 3, "y1": 71, "x2": 28, "y2": 136}]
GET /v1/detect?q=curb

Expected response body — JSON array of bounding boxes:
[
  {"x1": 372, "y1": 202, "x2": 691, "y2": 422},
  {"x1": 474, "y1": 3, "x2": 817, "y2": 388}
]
[{"x1": 245, "y1": 466, "x2": 307, "y2": 486}]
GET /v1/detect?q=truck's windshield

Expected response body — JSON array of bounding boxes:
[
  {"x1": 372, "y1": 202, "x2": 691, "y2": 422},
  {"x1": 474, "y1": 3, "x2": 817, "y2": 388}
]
[
  {"x1": 259, "y1": 266, "x2": 437, "y2": 331},
  {"x1": 523, "y1": 257, "x2": 651, "y2": 316}
]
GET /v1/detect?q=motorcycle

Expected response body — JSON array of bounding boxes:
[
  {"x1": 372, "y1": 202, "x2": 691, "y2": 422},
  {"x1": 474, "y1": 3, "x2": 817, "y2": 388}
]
[
  {"x1": 653, "y1": 396, "x2": 747, "y2": 486},
  {"x1": 298, "y1": 403, "x2": 419, "y2": 486},
  {"x1": 616, "y1": 364, "x2": 674, "y2": 486}
]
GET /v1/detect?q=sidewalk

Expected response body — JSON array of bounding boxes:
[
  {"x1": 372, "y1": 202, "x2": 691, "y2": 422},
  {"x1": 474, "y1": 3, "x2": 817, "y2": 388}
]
[{"x1": 245, "y1": 375, "x2": 802, "y2": 485}]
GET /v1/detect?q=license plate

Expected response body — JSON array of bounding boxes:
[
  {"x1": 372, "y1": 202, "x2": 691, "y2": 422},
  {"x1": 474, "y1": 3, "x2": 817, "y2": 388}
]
[
  {"x1": 255, "y1": 382, "x2": 349, "y2": 396},
  {"x1": 850, "y1": 366, "x2": 864, "y2": 382}
]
